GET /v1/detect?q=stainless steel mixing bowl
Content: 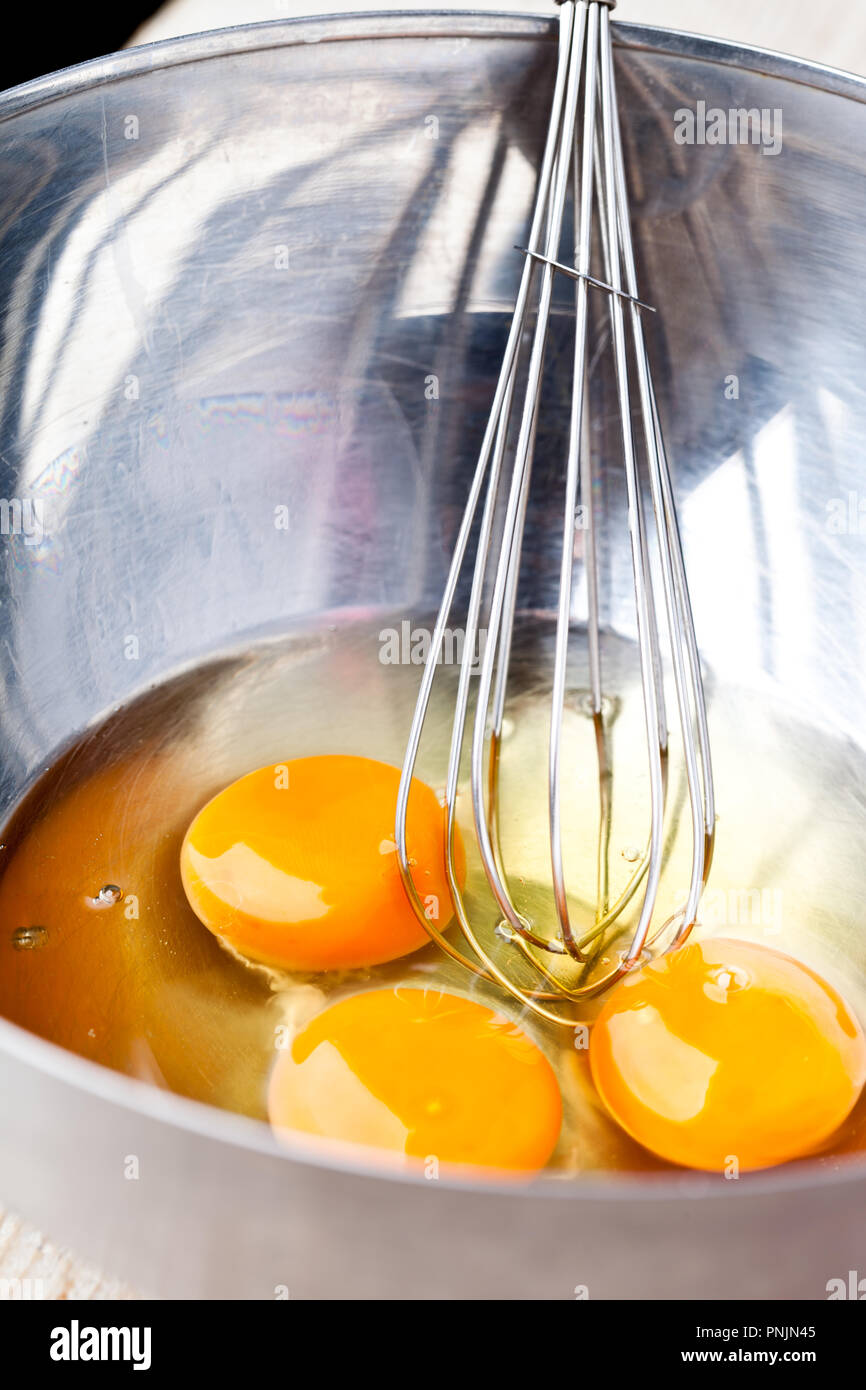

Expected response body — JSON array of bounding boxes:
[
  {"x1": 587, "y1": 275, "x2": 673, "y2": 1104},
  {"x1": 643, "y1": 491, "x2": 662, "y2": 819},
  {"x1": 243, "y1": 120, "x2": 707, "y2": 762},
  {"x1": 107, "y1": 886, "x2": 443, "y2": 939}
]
[{"x1": 0, "y1": 11, "x2": 865, "y2": 1299}]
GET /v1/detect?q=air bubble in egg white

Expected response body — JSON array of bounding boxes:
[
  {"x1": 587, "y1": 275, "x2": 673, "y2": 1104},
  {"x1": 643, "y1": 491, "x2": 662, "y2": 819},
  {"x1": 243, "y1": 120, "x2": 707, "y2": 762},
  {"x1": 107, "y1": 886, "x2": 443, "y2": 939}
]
[{"x1": 12, "y1": 925, "x2": 48, "y2": 951}]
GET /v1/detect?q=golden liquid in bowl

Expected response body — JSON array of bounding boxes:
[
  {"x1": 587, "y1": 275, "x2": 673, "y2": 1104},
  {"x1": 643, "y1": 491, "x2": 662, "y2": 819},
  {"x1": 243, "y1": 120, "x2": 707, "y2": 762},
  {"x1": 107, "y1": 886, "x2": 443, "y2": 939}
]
[{"x1": 1, "y1": 615, "x2": 865, "y2": 1178}]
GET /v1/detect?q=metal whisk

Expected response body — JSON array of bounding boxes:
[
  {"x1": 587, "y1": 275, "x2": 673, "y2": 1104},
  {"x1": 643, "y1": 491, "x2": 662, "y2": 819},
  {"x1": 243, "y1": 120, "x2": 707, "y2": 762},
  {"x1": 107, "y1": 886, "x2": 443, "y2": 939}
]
[{"x1": 395, "y1": 0, "x2": 715, "y2": 1026}]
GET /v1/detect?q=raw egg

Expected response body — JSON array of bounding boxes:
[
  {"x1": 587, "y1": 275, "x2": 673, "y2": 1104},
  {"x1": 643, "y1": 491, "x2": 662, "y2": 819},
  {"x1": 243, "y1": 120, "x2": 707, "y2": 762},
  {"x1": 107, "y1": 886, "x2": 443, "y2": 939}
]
[
  {"x1": 180, "y1": 755, "x2": 463, "y2": 972},
  {"x1": 268, "y1": 986, "x2": 562, "y2": 1174},
  {"x1": 590, "y1": 937, "x2": 866, "y2": 1172}
]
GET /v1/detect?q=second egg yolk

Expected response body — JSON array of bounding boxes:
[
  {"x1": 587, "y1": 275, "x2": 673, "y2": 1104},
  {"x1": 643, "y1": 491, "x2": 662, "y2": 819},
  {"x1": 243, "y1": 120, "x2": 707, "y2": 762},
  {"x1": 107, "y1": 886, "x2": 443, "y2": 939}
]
[
  {"x1": 268, "y1": 987, "x2": 563, "y2": 1174},
  {"x1": 180, "y1": 755, "x2": 464, "y2": 972},
  {"x1": 590, "y1": 937, "x2": 866, "y2": 1172}
]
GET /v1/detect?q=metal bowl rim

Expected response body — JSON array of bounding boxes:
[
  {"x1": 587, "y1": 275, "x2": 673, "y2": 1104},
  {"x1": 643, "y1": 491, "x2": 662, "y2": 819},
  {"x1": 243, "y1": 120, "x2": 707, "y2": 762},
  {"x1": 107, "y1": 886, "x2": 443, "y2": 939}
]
[{"x1": 0, "y1": 8, "x2": 865, "y2": 123}]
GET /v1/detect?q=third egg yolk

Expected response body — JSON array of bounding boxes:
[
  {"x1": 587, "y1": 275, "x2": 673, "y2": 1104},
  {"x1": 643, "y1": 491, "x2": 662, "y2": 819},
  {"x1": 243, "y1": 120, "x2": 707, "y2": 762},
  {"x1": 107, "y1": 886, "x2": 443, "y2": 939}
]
[
  {"x1": 180, "y1": 755, "x2": 464, "y2": 972},
  {"x1": 268, "y1": 987, "x2": 562, "y2": 1174},
  {"x1": 589, "y1": 937, "x2": 866, "y2": 1172}
]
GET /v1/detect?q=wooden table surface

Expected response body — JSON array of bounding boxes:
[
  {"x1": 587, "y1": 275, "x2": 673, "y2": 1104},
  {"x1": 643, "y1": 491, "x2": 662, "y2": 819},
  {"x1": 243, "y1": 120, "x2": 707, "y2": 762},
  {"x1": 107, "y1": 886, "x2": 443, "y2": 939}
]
[{"x1": 3, "y1": 0, "x2": 865, "y2": 1301}]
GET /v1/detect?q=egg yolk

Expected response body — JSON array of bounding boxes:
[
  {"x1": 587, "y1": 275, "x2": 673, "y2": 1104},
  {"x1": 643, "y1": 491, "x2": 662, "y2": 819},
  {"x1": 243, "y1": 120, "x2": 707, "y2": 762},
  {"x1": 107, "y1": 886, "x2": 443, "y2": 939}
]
[
  {"x1": 268, "y1": 987, "x2": 562, "y2": 1174},
  {"x1": 590, "y1": 937, "x2": 866, "y2": 1172},
  {"x1": 180, "y1": 755, "x2": 464, "y2": 972}
]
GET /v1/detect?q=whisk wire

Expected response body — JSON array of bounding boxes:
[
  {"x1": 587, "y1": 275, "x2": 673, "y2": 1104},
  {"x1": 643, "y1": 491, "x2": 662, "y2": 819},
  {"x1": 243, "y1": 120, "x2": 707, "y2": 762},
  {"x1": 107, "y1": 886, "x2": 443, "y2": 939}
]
[{"x1": 396, "y1": 0, "x2": 716, "y2": 1024}]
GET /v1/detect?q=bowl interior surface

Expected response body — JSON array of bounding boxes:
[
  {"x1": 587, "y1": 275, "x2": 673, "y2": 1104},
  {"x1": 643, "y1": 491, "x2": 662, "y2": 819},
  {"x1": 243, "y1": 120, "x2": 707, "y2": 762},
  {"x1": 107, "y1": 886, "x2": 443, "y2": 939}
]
[{"x1": 0, "y1": 13, "x2": 865, "y2": 1192}]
